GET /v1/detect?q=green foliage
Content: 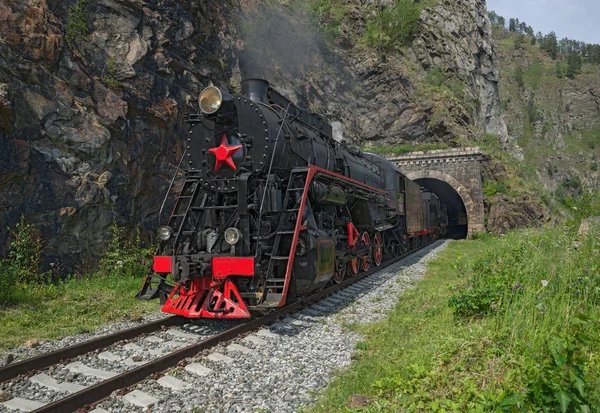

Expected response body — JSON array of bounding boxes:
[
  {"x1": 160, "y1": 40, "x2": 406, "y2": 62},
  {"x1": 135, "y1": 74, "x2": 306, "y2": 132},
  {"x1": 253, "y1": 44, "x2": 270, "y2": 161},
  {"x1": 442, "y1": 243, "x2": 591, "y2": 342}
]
[
  {"x1": 483, "y1": 179, "x2": 507, "y2": 197},
  {"x1": 310, "y1": 216, "x2": 600, "y2": 411},
  {"x1": 425, "y1": 65, "x2": 445, "y2": 88},
  {"x1": 513, "y1": 34, "x2": 525, "y2": 50},
  {"x1": 0, "y1": 270, "x2": 157, "y2": 350},
  {"x1": 566, "y1": 52, "x2": 583, "y2": 79},
  {"x1": 98, "y1": 221, "x2": 154, "y2": 279},
  {"x1": 364, "y1": 0, "x2": 425, "y2": 50},
  {"x1": 4, "y1": 215, "x2": 44, "y2": 287},
  {"x1": 102, "y1": 57, "x2": 122, "y2": 88},
  {"x1": 0, "y1": 264, "x2": 18, "y2": 305},
  {"x1": 521, "y1": 319, "x2": 593, "y2": 412},
  {"x1": 0, "y1": 219, "x2": 157, "y2": 348},
  {"x1": 308, "y1": 0, "x2": 349, "y2": 39},
  {"x1": 530, "y1": 35, "x2": 537, "y2": 46},
  {"x1": 361, "y1": 143, "x2": 450, "y2": 155},
  {"x1": 556, "y1": 176, "x2": 583, "y2": 201},
  {"x1": 527, "y1": 94, "x2": 543, "y2": 124},
  {"x1": 540, "y1": 31, "x2": 558, "y2": 59},
  {"x1": 523, "y1": 62, "x2": 544, "y2": 90},
  {"x1": 514, "y1": 67, "x2": 524, "y2": 89},
  {"x1": 66, "y1": 0, "x2": 89, "y2": 41},
  {"x1": 448, "y1": 218, "x2": 600, "y2": 411},
  {"x1": 560, "y1": 192, "x2": 600, "y2": 230},
  {"x1": 556, "y1": 62, "x2": 564, "y2": 78}
]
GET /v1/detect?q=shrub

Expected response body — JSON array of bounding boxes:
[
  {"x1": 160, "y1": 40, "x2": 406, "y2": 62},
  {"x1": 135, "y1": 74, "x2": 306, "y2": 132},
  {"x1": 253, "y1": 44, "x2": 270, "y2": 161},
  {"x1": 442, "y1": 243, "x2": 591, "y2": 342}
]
[
  {"x1": 524, "y1": 320, "x2": 593, "y2": 412},
  {"x1": 102, "y1": 57, "x2": 123, "y2": 88},
  {"x1": 98, "y1": 221, "x2": 154, "y2": 278},
  {"x1": 483, "y1": 180, "x2": 507, "y2": 197},
  {"x1": 308, "y1": 0, "x2": 349, "y2": 39},
  {"x1": 5, "y1": 215, "x2": 44, "y2": 285},
  {"x1": 364, "y1": 0, "x2": 423, "y2": 50},
  {"x1": 0, "y1": 263, "x2": 18, "y2": 305},
  {"x1": 426, "y1": 65, "x2": 445, "y2": 88},
  {"x1": 66, "y1": 0, "x2": 89, "y2": 41}
]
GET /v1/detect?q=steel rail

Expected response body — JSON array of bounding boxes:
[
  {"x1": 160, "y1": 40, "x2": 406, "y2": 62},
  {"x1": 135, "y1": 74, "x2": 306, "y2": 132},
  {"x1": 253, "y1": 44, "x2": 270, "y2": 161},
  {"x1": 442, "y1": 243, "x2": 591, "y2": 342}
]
[
  {"x1": 0, "y1": 316, "x2": 185, "y2": 383},
  {"x1": 31, "y1": 240, "x2": 440, "y2": 413}
]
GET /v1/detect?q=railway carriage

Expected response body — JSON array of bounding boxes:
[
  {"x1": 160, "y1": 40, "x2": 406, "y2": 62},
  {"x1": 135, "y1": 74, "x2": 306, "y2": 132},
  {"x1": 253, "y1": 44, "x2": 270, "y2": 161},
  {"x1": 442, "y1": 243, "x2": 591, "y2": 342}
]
[{"x1": 137, "y1": 78, "x2": 447, "y2": 318}]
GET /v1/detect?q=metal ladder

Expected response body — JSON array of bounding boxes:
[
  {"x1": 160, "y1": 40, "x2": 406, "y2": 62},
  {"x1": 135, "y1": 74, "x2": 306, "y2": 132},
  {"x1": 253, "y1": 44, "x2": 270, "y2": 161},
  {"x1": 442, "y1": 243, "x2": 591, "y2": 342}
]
[
  {"x1": 262, "y1": 168, "x2": 309, "y2": 305},
  {"x1": 168, "y1": 179, "x2": 202, "y2": 248}
]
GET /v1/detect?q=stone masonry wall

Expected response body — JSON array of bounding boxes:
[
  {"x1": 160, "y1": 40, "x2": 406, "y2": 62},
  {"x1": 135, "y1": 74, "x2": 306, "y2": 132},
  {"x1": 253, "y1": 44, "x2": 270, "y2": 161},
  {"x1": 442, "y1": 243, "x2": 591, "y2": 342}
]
[{"x1": 386, "y1": 148, "x2": 485, "y2": 237}]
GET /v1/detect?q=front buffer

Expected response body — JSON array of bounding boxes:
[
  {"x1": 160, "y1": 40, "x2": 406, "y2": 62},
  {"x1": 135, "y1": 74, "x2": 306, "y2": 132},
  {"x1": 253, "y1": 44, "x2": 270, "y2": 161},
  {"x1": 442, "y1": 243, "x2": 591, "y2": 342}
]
[{"x1": 145, "y1": 256, "x2": 254, "y2": 319}]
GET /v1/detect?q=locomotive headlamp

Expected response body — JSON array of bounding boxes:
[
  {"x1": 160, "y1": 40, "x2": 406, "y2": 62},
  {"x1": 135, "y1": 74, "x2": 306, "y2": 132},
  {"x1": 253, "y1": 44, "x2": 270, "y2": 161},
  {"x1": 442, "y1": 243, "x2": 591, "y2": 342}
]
[
  {"x1": 158, "y1": 226, "x2": 174, "y2": 241},
  {"x1": 224, "y1": 227, "x2": 241, "y2": 245},
  {"x1": 199, "y1": 86, "x2": 223, "y2": 114}
]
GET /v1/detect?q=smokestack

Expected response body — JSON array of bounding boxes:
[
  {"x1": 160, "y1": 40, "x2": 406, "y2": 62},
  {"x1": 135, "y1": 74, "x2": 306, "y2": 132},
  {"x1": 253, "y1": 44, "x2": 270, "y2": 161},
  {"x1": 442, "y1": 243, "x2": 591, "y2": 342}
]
[
  {"x1": 241, "y1": 78, "x2": 269, "y2": 103},
  {"x1": 238, "y1": 51, "x2": 270, "y2": 103}
]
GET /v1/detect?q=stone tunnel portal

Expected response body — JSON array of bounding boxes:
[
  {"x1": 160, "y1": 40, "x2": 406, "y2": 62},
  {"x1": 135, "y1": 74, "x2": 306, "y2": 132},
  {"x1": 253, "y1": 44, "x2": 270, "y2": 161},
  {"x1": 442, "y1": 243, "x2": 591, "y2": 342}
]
[
  {"x1": 415, "y1": 178, "x2": 468, "y2": 239},
  {"x1": 386, "y1": 148, "x2": 485, "y2": 239}
]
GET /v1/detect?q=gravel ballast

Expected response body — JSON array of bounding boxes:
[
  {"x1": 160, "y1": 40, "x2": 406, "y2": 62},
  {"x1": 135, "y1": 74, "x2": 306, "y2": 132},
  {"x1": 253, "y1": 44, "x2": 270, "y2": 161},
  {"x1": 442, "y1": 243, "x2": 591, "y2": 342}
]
[
  {"x1": 2, "y1": 312, "x2": 170, "y2": 363},
  {"x1": 91, "y1": 240, "x2": 450, "y2": 413}
]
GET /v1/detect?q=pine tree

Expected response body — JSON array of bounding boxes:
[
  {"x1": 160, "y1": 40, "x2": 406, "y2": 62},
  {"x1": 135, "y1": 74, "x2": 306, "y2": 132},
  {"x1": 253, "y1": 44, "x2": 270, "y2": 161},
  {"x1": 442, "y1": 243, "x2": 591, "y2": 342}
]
[
  {"x1": 541, "y1": 32, "x2": 558, "y2": 59},
  {"x1": 566, "y1": 52, "x2": 582, "y2": 78},
  {"x1": 555, "y1": 62, "x2": 563, "y2": 78},
  {"x1": 497, "y1": 16, "x2": 506, "y2": 29},
  {"x1": 591, "y1": 45, "x2": 600, "y2": 64}
]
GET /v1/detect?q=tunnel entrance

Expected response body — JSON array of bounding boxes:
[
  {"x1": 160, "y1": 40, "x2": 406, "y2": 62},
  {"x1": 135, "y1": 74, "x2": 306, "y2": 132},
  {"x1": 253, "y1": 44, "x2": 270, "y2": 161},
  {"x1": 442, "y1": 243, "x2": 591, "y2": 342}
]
[{"x1": 415, "y1": 178, "x2": 468, "y2": 239}]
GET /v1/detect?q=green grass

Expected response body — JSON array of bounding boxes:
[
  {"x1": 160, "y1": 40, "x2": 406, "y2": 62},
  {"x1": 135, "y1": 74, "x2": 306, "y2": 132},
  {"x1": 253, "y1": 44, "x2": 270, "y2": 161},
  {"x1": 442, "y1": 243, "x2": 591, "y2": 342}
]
[
  {"x1": 310, "y1": 239, "x2": 497, "y2": 412},
  {"x1": 0, "y1": 274, "x2": 157, "y2": 351},
  {"x1": 310, "y1": 194, "x2": 600, "y2": 412},
  {"x1": 308, "y1": 0, "x2": 350, "y2": 39},
  {"x1": 522, "y1": 61, "x2": 545, "y2": 91},
  {"x1": 362, "y1": 143, "x2": 451, "y2": 155}
]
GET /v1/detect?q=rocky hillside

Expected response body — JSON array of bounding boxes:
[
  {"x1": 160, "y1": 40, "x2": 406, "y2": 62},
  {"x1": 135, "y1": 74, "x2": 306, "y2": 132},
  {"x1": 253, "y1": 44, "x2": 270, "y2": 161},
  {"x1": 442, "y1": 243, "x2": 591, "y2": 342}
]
[
  {"x1": 494, "y1": 31, "x2": 600, "y2": 198},
  {"x1": 0, "y1": 0, "x2": 551, "y2": 271}
]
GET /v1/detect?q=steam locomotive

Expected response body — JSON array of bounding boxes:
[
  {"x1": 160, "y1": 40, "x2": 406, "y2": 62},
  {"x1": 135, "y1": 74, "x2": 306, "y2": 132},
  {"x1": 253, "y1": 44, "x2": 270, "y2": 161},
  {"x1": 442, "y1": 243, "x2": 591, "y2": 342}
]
[{"x1": 137, "y1": 78, "x2": 447, "y2": 318}]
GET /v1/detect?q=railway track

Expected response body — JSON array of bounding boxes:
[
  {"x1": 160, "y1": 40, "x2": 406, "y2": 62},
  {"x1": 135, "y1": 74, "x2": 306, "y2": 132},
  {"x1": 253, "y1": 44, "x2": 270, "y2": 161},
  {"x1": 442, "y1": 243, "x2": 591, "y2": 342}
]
[{"x1": 0, "y1": 240, "x2": 439, "y2": 413}]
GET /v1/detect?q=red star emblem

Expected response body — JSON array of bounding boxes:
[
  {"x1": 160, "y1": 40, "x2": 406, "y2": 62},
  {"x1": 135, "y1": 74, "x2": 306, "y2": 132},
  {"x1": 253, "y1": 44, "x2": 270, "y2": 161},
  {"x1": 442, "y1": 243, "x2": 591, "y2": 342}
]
[{"x1": 208, "y1": 134, "x2": 243, "y2": 171}]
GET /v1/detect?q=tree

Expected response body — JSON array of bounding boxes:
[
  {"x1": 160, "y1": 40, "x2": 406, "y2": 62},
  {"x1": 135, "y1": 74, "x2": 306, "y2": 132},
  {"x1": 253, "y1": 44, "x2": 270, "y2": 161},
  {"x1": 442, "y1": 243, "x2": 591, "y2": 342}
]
[
  {"x1": 514, "y1": 34, "x2": 525, "y2": 50},
  {"x1": 536, "y1": 31, "x2": 544, "y2": 44},
  {"x1": 555, "y1": 62, "x2": 563, "y2": 79},
  {"x1": 590, "y1": 44, "x2": 600, "y2": 64},
  {"x1": 541, "y1": 32, "x2": 558, "y2": 59},
  {"x1": 526, "y1": 25, "x2": 534, "y2": 36},
  {"x1": 519, "y1": 22, "x2": 528, "y2": 34},
  {"x1": 497, "y1": 16, "x2": 506, "y2": 29},
  {"x1": 509, "y1": 18, "x2": 517, "y2": 32},
  {"x1": 566, "y1": 52, "x2": 582, "y2": 78}
]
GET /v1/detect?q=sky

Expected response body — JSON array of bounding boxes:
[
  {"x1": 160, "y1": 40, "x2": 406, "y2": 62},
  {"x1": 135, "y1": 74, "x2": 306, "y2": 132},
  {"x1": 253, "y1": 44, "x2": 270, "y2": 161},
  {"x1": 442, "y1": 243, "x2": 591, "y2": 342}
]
[{"x1": 486, "y1": 0, "x2": 600, "y2": 44}]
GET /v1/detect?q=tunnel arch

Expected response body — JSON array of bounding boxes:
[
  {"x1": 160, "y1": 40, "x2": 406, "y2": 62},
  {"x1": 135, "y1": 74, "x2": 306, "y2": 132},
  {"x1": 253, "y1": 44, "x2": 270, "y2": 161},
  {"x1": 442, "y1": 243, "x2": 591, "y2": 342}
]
[{"x1": 405, "y1": 170, "x2": 477, "y2": 238}]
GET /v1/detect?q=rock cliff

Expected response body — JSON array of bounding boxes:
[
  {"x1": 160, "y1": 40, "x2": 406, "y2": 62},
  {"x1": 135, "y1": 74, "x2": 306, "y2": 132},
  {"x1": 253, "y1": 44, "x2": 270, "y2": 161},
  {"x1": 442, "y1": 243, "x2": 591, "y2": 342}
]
[{"x1": 0, "y1": 0, "x2": 238, "y2": 269}]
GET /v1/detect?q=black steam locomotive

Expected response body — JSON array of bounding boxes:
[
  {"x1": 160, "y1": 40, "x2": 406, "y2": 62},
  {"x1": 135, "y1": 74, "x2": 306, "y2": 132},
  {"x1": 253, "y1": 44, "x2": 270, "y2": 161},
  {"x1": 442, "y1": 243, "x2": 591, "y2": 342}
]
[{"x1": 137, "y1": 79, "x2": 447, "y2": 318}]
